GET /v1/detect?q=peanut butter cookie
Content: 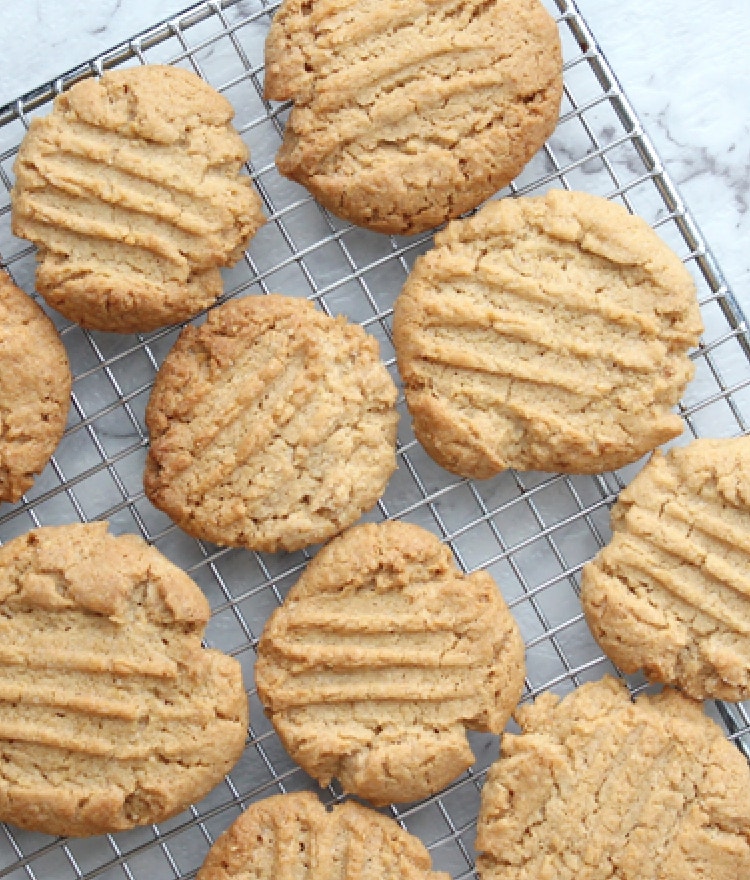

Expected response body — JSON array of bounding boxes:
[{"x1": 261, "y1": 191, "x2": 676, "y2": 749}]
[
  {"x1": 256, "y1": 521, "x2": 525, "y2": 805},
  {"x1": 394, "y1": 190, "x2": 703, "y2": 478},
  {"x1": 265, "y1": 0, "x2": 562, "y2": 234},
  {"x1": 582, "y1": 437, "x2": 750, "y2": 700},
  {"x1": 144, "y1": 295, "x2": 398, "y2": 553},
  {"x1": 477, "y1": 677, "x2": 750, "y2": 880},
  {"x1": 197, "y1": 792, "x2": 450, "y2": 880},
  {"x1": 0, "y1": 272, "x2": 70, "y2": 503},
  {"x1": 12, "y1": 65, "x2": 264, "y2": 332},
  {"x1": 0, "y1": 522, "x2": 248, "y2": 837}
]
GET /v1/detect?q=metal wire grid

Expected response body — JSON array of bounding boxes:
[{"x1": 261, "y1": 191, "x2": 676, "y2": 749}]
[{"x1": 0, "y1": 0, "x2": 749, "y2": 877}]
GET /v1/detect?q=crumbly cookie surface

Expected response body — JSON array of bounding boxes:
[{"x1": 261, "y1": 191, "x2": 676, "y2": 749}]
[
  {"x1": 265, "y1": 0, "x2": 562, "y2": 235},
  {"x1": 255, "y1": 521, "x2": 525, "y2": 805},
  {"x1": 0, "y1": 522, "x2": 248, "y2": 837},
  {"x1": 477, "y1": 676, "x2": 750, "y2": 880},
  {"x1": 12, "y1": 65, "x2": 264, "y2": 333},
  {"x1": 393, "y1": 190, "x2": 703, "y2": 478},
  {"x1": 0, "y1": 272, "x2": 71, "y2": 503},
  {"x1": 197, "y1": 791, "x2": 450, "y2": 880},
  {"x1": 144, "y1": 295, "x2": 398, "y2": 553},
  {"x1": 582, "y1": 437, "x2": 750, "y2": 700}
]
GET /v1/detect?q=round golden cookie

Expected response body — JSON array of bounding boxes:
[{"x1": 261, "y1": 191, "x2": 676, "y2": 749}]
[
  {"x1": 477, "y1": 676, "x2": 750, "y2": 880},
  {"x1": 264, "y1": 0, "x2": 562, "y2": 235},
  {"x1": 255, "y1": 521, "x2": 525, "y2": 806},
  {"x1": 11, "y1": 65, "x2": 264, "y2": 333},
  {"x1": 582, "y1": 437, "x2": 750, "y2": 701},
  {"x1": 0, "y1": 272, "x2": 71, "y2": 503},
  {"x1": 144, "y1": 295, "x2": 398, "y2": 553},
  {"x1": 197, "y1": 792, "x2": 450, "y2": 880},
  {"x1": 393, "y1": 190, "x2": 704, "y2": 478},
  {"x1": 0, "y1": 522, "x2": 248, "y2": 837}
]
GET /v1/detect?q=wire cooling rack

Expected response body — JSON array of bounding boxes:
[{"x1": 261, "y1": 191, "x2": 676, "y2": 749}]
[{"x1": 1, "y1": 1, "x2": 749, "y2": 877}]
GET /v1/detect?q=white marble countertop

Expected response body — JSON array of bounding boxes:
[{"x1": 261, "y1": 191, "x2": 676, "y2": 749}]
[
  {"x1": 575, "y1": 0, "x2": 750, "y2": 315},
  {"x1": 2, "y1": 0, "x2": 748, "y2": 310}
]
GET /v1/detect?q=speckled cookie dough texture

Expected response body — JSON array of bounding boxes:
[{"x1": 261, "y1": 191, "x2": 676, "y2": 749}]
[
  {"x1": 264, "y1": 0, "x2": 563, "y2": 235},
  {"x1": 255, "y1": 521, "x2": 525, "y2": 806},
  {"x1": 0, "y1": 522, "x2": 248, "y2": 838},
  {"x1": 144, "y1": 295, "x2": 398, "y2": 553},
  {"x1": 0, "y1": 272, "x2": 71, "y2": 503},
  {"x1": 476, "y1": 677, "x2": 750, "y2": 880},
  {"x1": 582, "y1": 437, "x2": 750, "y2": 701},
  {"x1": 196, "y1": 792, "x2": 451, "y2": 880},
  {"x1": 11, "y1": 65, "x2": 265, "y2": 333},
  {"x1": 393, "y1": 190, "x2": 704, "y2": 478}
]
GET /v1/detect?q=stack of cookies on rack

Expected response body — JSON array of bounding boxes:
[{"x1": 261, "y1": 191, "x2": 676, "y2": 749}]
[{"x1": 2, "y1": 0, "x2": 749, "y2": 877}]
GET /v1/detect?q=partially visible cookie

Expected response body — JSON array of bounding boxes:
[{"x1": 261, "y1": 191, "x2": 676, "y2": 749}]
[
  {"x1": 477, "y1": 676, "x2": 750, "y2": 880},
  {"x1": 255, "y1": 521, "x2": 525, "y2": 806},
  {"x1": 197, "y1": 791, "x2": 450, "y2": 880},
  {"x1": 144, "y1": 295, "x2": 398, "y2": 553},
  {"x1": 393, "y1": 190, "x2": 703, "y2": 478},
  {"x1": 265, "y1": 0, "x2": 562, "y2": 235},
  {"x1": 582, "y1": 437, "x2": 750, "y2": 701},
  {"x1": 0, "y1": 522, "x2": 248, "y2": 837},
  {"x1": 12, "y1": 65, "x2": 264, "y2": 333},
  {"x1": 0, "y1": 272, "x2": 70, "y2": 503}
]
